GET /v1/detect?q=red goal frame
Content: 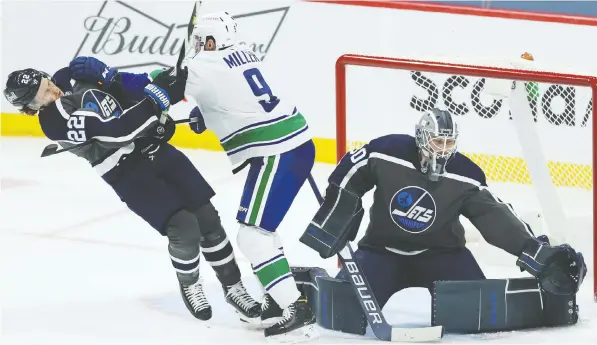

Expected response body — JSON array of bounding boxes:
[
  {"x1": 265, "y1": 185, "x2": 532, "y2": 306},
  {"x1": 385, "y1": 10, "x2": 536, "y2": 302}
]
[{"x1": 335, "y1": 54, "x2": 597, "y2": 301}]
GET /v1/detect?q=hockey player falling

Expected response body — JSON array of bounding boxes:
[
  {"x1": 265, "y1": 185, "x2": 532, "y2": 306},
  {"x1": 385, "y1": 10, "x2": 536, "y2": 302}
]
[
  {"x1": 180, "y1": 11, "x2": 316, "y2": 338},
  {"x1": 2, "y1": 58, "x2": 261, "y2": 323},
  {"x1": 301, "y1": 108, "x2": 587, "y2": 318}
]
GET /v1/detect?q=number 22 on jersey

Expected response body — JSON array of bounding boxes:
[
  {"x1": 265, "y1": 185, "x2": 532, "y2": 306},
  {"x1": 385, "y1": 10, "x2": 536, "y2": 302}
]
[{"x1": 243, "y1": 68, "x2": 280, "y2": 113}]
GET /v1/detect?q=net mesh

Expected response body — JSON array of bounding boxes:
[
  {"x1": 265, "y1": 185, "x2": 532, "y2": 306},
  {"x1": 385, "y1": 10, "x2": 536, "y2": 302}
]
[{"x1": 344, "y1": 63, "x2": 593, "y2": 191}]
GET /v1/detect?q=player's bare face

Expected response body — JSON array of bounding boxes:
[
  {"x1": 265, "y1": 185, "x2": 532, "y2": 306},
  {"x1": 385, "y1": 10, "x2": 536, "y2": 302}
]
[
  {"x1": 193, "y1": 36, "x2": 216, "y2": 53},
  {"x1": 30, "y1": 79, "x2": 63, "y2": 110},
  {"x1": 204, "y1": 39, "x2": 216, "y2": 51},
  {"x1": 428, "y1": 137, "x2": 456, "y2": 157}
]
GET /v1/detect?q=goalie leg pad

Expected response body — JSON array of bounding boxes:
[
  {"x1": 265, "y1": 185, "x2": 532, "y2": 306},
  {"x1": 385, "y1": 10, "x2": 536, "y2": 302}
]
[
  {"x1": 299, "y1": 183, "x2": 364, "y2": 259},
  {"x1": 315, "y1": 276, "x2": 368, "y2": 335},
  {"x1": 290, "y1": 267, "x2": 367, "y2": 336},
  {"x1": 432, "y1": 277, "x2": 578, "y2": 334}
]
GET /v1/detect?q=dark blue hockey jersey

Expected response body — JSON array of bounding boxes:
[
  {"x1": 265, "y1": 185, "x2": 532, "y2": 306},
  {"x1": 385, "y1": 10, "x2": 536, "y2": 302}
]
[
  {"x1": 38, "y1": 69, "x2": 159, "y2": 178},
  {"x1": 329, "y1": 134, "x2": 535, "y2": 256}
]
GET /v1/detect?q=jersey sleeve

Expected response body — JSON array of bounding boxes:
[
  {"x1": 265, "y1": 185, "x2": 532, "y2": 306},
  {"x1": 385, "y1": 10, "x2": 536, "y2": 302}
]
[
  {"x1": 327, "y1": 144, "x2": 375, "y2": 197},
  {"x1": 48, "y1": 97, "x2": 159, "y2": 148},
  {"x1": 460, "y1": 171, "x2": 535, "y2": 256}
]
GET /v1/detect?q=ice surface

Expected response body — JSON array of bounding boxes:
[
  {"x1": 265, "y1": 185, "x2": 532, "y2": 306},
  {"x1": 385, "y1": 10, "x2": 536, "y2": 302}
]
[{"x1": 1, "y1": 137, "x2": 594, "y2": 344}]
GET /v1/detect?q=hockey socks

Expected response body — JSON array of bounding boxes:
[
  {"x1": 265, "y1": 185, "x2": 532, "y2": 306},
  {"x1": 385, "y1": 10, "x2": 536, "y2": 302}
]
[
  {"x1": 237, "y1": 225, "x2": 300, "y2": 308},
  {"x1": 201, "y1": 235, "x2": 241, "y2": 287},
  {"x1": 194, "y1": 202, "x2": 243, "y2": 287}
]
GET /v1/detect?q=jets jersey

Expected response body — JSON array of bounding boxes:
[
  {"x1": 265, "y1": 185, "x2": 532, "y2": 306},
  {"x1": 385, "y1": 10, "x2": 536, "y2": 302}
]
[
  {"x1": 329, "y1": 134, "x2": 535, "y2": 256},
  {"x1": 184, "y1": 44, "x2": 311, "y2": 165},
  {"x1": 38, "y1": 71, "x2": 159, "y2": 179}
]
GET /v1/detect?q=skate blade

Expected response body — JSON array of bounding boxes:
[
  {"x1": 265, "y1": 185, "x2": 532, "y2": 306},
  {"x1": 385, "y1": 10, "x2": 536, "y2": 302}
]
[
  {"x1": 256, "y1": 316, "x2": 283, "y2": 329},
  {"x1": 265, "y1": 325, "x2": 319, "y2": 344},
  {"x1": 241, "y1": 316, "x2": 281, "y2": 330},
  {"x1": 235, "y1": 310, "x2": 262, "y2": 326}
]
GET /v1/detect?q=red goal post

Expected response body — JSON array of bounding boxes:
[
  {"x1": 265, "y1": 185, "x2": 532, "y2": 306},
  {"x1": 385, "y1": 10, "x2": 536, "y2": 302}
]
[{"x1": 335, "y1": 54, "x2": 597, "y2": 301}]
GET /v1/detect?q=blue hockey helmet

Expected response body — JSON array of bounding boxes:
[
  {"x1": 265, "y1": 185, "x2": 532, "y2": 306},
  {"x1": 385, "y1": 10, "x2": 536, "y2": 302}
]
[
  {"x1": 4, "y1": 68, "x2": 53, "y2": 109},
  {"x1": 415, "y1": 108, "x2": 459, "y2": 181}
]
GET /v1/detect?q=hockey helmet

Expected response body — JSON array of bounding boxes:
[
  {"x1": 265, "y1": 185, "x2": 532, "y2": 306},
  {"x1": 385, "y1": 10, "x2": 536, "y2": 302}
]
[
  {"x1": 191, "y1": 11, "x2": 238, "y2": 54},
  {"x1": 415, "y1": 108, "x2": 459, "y2": 181},
  {"x1": 4, "y1": 68, "x2": 52, "y2": 108}
]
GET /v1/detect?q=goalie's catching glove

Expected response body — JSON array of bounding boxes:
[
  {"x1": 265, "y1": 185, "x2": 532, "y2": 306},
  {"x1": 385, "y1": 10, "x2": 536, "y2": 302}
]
[{"x1": 516, "y1": 237, "x2": 586, "y2": 295}]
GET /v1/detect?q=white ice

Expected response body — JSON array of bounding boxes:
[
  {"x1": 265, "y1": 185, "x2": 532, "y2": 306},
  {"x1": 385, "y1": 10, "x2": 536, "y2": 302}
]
[{"x1": 1, "y1": 137, "x2": 595, "y2": 344}]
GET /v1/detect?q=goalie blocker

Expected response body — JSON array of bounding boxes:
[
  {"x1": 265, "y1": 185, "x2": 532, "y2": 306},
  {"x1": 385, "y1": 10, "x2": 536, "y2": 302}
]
[{"x1": 290, "y1": 267, "x2": 579, "y2": 335}]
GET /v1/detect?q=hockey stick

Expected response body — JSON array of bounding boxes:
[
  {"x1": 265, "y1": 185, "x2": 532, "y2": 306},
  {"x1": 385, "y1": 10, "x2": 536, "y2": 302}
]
[
  {"x1": 40, "y1": 118, "x2": 198, "y2": 157},
  {"x1": 307, "y1": 175, "x2": 444, "y2": 342},
  {"x1": 175, "y1": 1, "x2": 202, "y2": 74}
]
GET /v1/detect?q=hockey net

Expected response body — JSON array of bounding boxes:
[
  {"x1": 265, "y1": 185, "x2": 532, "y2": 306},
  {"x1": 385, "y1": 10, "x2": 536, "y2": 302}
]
[{"x1": 335, "y1": 54, "x2": 596, "y2": 301}]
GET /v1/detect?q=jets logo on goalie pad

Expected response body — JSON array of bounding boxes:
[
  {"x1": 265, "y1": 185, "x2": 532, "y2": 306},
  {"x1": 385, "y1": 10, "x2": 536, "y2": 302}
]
[{"x1": 390, "y1": 186, "x2": 436, "y2": 234}]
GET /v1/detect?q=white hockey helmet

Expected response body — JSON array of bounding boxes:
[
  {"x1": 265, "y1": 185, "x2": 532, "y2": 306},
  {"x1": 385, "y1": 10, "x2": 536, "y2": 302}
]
[{"x1": 191, "y1": 11, "x2": 238, "y2": 53}]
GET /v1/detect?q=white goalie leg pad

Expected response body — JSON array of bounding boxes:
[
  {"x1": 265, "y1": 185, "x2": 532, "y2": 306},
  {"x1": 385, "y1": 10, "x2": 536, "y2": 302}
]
[{"x1": 237, "y1": 224, "x2": 300, "y2": 309}]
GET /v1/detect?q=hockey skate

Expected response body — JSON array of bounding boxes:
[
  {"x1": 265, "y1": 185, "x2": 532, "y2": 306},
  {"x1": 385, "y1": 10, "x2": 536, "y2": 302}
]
[
  {"x1": 264, "y1": 298, "x2": 318, "y2": 343},
  {"x1": 179, "y1": 279, "x2": 212, "y2": 321},
  {"x1": 224, "y1": 281, "x2": 261, "y2": 323},
  {"x1": 261, "y1": 293, "x2": 284, "y2": 326}
]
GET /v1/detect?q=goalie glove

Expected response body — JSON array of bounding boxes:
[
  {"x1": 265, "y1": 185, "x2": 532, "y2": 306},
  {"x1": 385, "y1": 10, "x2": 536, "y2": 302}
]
[
  {"x1": 516, "y1": 238, "x2": 586, "y2": 295},
  {"x1": 299, "y1": 183, "x2": 364, "y2": 259}
]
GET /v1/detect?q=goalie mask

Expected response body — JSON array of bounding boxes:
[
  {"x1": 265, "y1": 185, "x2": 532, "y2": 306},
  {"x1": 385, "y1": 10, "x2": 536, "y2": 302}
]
[
  {"x1": 415, "y1": 108, "x2": 459, "y2": 181},
  {"x1": 190, "y1": 11, "x2": 238, "y2": 54}
]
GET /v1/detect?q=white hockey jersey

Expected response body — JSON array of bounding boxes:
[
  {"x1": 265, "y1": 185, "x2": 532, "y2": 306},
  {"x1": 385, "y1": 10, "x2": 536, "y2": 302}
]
[{"x1": 184, "y1": 44, "x2": 312, "y2": 165}]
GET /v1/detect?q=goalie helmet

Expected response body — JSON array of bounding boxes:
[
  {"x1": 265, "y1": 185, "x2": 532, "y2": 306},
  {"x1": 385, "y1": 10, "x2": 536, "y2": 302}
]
[
  {"x1": 4, "y1": 68, "x2": 52, "y2": 108},
  {"x1": 190, "y1": 11, "x2": 238, "y2": 54},
  {"x1": 415, "y1": 108, "x2": 459, "y2": 181}
]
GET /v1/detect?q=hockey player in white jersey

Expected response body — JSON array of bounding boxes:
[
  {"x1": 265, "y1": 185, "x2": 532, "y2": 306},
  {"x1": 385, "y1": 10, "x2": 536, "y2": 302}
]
[{"x1": 181, "y1": 11, "x2": 316, "y2": 338}]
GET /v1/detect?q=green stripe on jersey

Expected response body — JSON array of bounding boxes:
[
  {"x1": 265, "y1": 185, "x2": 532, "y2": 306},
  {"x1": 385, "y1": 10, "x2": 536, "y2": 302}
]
[{"x1": 221, "y1": 113, "x2": 307, "y2": 152}]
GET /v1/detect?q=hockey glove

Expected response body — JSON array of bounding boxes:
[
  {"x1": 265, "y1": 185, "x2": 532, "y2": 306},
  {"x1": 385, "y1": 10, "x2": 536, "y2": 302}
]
[
  {"x1": 69, "y1": 56, "x2": 117, "y2": 88},
  {"x1": 153, "y1": 115, "x2": 176, "y2": 143},
  {"x1": 135, "y1": 116, "x2": 176, "y2": 160},
  {"x1": 149, "y1": 66, "x2": 188, "y2": 105},
  {"x1": 109, "y1": 72, "x2": 151, "y2": 103},
  {"x1": 189, "y1": 106, "x2": 207, "y2": 134},
  {"x1": 516, "y1": 238, "x2": 587, "y2": 295},
  {"x1": 299, "y1": 183, "x2": 364, "y2": 259}
]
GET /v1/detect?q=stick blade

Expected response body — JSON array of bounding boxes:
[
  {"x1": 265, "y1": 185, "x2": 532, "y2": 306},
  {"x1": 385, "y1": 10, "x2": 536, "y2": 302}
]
[
  {"x1": 40, "y1": 144, "x2": 59, "y2": 157},
  {"x1": 391, "y1": 325, "x2": 444, "y2": 342}
]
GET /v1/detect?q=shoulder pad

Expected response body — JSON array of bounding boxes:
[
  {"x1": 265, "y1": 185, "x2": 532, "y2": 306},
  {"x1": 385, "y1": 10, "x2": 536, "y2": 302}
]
[
  {"x1": 367, "y1": 134, "x2": 418, "y2": 165},
  {"x1": 445, "y1": 153, "x2": 487, "y2": 186}
]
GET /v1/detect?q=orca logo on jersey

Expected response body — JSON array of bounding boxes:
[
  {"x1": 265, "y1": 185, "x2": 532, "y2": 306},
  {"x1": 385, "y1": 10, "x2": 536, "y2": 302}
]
[
  {"x1": 82, "y1": 90, "x2": 123, "y2": 119},
  {"x1": 389, "y1": 186, "x2": 436, "y2": 234}
]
